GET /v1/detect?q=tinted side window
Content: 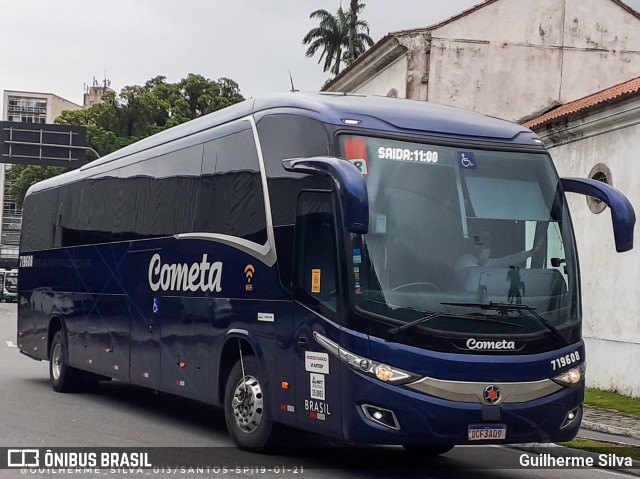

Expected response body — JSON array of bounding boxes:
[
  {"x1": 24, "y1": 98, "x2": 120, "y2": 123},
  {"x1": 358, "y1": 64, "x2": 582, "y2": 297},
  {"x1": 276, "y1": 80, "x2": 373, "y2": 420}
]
[
  {"x1": 111, "y1": 144, "x2": 204, "y2": 241},
  {"x1": 257, "y1": 114, "x2": 332, "y2": 228},
  {"x1": 195, "y1": 125, "x2": 267, "y2": 245},
  {"x1": 20, "y1": 189, "x2": 58, "y2": 252},
  {"x1": 57, "y1": 143, "x2": 204, "y2": 247},
  {"x1": 256, "y1": 114, "x2": 333, "y2": 290},
  {"x1": 153, "y1": 145, "x2": 202, "y2": 236},
  {"x1": 112, "y1": 159, "x2": 157, "y2": 240},
  {"x1": 294, "y1": 191, "x2": 339, "y2": 318}
]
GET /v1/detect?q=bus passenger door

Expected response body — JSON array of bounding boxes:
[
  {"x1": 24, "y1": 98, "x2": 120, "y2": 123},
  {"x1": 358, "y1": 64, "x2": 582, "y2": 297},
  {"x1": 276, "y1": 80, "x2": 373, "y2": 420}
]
[
  {"x1": 128, "y1": 248, "x2": 162, "y2": 389},
  {"x1": 292, "y1": 191, "x2": 343, "y2": 440}
]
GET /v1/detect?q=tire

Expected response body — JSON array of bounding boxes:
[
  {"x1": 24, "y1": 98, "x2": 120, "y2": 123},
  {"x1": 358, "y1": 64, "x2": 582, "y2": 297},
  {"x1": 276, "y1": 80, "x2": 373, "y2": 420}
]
[
  {"x1": 49, "y1": 330, "x2": 85, "y2": 392},
  {"x1": 224, "y1": 355, "x2": 274, "y2": 450},
  {"x1": 403, "y1": 445, "x2": 454, "y2": 456}
]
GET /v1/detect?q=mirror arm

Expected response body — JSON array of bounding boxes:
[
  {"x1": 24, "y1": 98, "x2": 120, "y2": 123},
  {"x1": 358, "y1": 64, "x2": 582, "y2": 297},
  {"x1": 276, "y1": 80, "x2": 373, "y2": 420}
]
[{"x1": 283, "y1": 157, "x2": 369, "y2": 234}]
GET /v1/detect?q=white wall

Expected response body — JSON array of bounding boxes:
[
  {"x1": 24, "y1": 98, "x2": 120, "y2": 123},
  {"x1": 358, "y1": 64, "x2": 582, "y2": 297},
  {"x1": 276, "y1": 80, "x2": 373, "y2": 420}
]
[
  {"x1": 330, "y1": 0, "x2": 640, "y2": 123},
  {"x1": 428, "y1": 39, "x2": 563, "y2": 120},
  {"x1": 428, "y1": 0, "x2": 640, "y2": 121},
  {"x1": 535, "y1": 97, "x2": 640, "y2": 397},
  {"x1": 352, "y1": 56, "x2": 408, "y2": 98}
]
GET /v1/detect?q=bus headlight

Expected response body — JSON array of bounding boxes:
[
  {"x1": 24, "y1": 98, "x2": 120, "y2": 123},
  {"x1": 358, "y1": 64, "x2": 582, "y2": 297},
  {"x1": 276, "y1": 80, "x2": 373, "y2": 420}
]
[
  {"x1": 374, "y1": 364, "x2": 394, "y2": 381},
  {"x1": 552, "y1": 363, "x2": 586, "y2": 386},
  {"x1": 313, "y1": 331, "x2": 419, "y2": 385}
]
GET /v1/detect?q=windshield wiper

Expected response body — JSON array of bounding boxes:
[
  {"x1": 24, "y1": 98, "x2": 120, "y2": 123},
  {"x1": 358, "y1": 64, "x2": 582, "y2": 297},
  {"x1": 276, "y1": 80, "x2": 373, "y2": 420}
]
[
  {"x1": 387, "y1": 310, "x2": 523, "y2": 335},
  {"x1": 441, "y1": 301, "x2": 567, "y2": 343}
]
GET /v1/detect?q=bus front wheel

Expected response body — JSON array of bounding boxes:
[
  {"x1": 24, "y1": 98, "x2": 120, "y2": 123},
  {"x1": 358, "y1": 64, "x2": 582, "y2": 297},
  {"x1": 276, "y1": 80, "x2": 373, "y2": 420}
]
[
  {"x1": 224, "y1": 356, "x2": 274, "y2": 450},
  {"x1": 49, "y1": 330, "x2": 84, "y2": 392}
]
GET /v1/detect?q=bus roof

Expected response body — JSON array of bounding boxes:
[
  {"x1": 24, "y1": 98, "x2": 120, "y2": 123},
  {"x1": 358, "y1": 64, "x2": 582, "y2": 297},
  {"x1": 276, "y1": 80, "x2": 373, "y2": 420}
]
[{"x1": 29, "y1": 92, "x2": 540, "y2": 194}]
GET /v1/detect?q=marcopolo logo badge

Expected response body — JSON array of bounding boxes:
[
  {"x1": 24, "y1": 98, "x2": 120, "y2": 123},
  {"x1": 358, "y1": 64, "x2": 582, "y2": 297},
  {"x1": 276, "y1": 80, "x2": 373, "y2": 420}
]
[{"x1": 483, "y1": 385, "x2": 502, "y2": 405}]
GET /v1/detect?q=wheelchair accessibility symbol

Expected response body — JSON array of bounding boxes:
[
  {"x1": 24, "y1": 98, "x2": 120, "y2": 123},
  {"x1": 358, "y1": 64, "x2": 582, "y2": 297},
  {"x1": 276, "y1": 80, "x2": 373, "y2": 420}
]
[
  {"x1": 458, "y1": 151, "x2": 477, "y2": 169},
  {"x1": 153, "y1": 298, "x2": 160, "y2": 315}
]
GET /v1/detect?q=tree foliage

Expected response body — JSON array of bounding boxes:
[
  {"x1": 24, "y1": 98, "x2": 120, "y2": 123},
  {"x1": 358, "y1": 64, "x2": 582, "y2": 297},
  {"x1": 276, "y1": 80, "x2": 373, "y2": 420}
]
[
  {"x1": 303, "y1": 4, "x2": 373, "y2": 76},
  {"x1": 7, "y1": 165, "x2": 66, "y2": 206},
  {"x1": 10, "y1": 74, "x2": 244, "y2": 205},
  {"x1": 56, "y1": 74, "x2": 244, "y2": 158}
]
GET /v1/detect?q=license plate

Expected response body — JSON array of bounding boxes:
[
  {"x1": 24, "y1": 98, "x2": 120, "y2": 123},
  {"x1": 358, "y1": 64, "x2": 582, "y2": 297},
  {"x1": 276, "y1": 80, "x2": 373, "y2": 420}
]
[{"x1": 468, "y1": 424, "x2": 506, "y2": 441}]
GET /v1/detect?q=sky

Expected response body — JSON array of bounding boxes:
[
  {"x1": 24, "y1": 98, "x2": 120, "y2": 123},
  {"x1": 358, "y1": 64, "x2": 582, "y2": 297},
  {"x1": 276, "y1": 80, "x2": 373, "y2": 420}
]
[{"x1": 2, "y1": 0, "x2": 640, "y2": 111}]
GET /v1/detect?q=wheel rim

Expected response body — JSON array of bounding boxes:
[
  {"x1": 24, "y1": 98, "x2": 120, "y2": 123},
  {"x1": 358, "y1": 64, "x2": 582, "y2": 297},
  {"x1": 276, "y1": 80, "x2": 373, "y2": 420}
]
[
  {"x1": 231, "y1": 375, "x2": 263, "y2": 433},
  {"x1": 52, "y1": 342, "x2": 62, "y2": 380}
]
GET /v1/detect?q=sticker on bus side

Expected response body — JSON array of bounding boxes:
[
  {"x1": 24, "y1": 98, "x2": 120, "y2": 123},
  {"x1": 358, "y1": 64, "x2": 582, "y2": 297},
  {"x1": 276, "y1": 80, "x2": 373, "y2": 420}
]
[
  {"x1": 311, "y1": 269, "x2": 321, "y2": 293},
  {"x1": 348, "y1": 158, "x2": 369, "y2": 176},
  {"x1": 310, "y1": 373, "x2": 325, "y2": 400},
  {"x1": 305, "y1": 352, "x2": 329, "y2": 374},
  {"x1": 258, "y1": 312, "x2": 274, "y2": 322},
  {"x1": 457, "y1": 151, "x2": 477, "y2": 169}
]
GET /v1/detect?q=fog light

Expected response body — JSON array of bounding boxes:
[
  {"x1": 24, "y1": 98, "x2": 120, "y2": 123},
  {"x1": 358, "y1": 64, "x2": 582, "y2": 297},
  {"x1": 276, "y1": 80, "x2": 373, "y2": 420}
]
[
  {"x1": 362, "y1": 404, "x2": 400, "y2": 430},
  {"x1": 561, "y1": 406, "x2": 581, "y2": 428}
]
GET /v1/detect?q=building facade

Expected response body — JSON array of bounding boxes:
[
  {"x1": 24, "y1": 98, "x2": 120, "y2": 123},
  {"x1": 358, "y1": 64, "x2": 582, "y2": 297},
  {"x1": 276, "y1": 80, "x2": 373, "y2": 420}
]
[
  {"x1": 524, "y1": 77, "x2": 640, "y2": 397},
  {"x1": 0, "y1": 91, "x2": 83, "y2": 265},
  {"x1": 83, "y1": 79, "x2": 113, "y2": 108},
  {"x1": 325, "y1": 0, "x2": 640, "y2": 122}
]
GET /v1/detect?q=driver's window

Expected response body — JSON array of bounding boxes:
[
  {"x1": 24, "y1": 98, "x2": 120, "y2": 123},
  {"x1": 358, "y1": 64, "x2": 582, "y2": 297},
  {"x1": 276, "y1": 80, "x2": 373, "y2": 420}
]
[{"x1": 294, "y1": 191, "x2": 339, "y2": 318}]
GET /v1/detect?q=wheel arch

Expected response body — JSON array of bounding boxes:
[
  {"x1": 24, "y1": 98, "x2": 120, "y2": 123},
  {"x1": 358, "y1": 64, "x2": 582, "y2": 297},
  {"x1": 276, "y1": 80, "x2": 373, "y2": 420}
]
[
  {"x1": 47, "y1": 316, "x2": 64, "y2": 359},
  {"x1": 217, "y1": 330, "x2": 261, "y2": 405}
]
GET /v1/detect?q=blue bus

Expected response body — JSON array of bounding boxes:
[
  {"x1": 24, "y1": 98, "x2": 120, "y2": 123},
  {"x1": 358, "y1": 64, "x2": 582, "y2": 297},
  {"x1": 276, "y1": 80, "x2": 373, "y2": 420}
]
[{"x1": 17, "y1": 93, "x2": 635, "y2": 453}]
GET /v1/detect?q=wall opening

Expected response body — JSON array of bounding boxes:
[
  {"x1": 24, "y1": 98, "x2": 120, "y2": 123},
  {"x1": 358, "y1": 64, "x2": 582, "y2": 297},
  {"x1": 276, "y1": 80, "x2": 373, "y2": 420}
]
[{"x1": 586, "y1": 163, "x2": 612, "y2": 214}]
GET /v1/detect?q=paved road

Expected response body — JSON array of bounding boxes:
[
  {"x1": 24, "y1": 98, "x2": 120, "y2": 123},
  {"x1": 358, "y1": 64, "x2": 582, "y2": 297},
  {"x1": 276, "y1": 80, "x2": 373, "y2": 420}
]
[{"x1": 0, "y1": 302, "x2": 636, "y2": 478}]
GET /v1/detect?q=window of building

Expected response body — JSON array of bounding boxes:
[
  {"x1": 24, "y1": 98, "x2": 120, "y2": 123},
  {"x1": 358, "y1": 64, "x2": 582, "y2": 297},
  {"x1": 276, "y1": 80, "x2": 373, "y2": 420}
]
[{"x1": 586, "y1": 163, "x2": 612, "y2": 214}]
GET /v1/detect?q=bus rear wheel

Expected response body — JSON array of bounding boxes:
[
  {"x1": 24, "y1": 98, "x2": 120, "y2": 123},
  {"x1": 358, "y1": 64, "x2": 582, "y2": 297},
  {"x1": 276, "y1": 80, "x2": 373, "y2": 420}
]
[
  {"x1": 49, "y1": 330, "x2": 84, "y2": 392},
  {"x1": 224, "y1": 356, "x2": 274, "y2": 450}
]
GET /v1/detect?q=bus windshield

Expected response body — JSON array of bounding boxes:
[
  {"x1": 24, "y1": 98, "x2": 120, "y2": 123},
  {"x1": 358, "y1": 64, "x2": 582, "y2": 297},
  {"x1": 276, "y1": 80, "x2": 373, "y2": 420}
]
[{"x1": 340, "y1": 135, "x2": 579, "y2": 343}]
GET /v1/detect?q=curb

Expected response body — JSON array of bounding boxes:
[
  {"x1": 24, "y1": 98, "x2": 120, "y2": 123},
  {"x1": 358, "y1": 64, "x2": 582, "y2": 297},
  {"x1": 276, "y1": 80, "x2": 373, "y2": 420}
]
[{"x1": 581, "y1": 420, "x2": 640, "y2": 441}]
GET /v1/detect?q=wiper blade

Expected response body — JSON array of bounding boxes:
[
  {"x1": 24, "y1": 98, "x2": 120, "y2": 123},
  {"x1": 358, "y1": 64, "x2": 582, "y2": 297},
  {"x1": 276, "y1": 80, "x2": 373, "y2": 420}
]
[
  {"x1": 387, "y1": 310, "x2": 523, "y2": 336},
  {"x1": 441, "y1": 301, "x2": 567, "y2": 343}
]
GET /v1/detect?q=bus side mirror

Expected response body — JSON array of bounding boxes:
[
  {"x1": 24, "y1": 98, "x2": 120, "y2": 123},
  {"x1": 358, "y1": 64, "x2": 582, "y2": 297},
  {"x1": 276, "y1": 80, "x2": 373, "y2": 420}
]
[
  {"x1": 561, "y1": 177, "x2": 636, "y2": 253},
  {"x1": 283, "y1": 156, "x2": 369, "y2": 234}
]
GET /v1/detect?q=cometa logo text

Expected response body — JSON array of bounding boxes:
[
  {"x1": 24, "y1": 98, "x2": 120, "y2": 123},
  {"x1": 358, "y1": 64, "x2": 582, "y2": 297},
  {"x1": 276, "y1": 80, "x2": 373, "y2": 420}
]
[
  {"x1": 148, "y1": 253, "x2": 223, "y2": 292},
  {"x1": 466, "y1": 338, "x2": 516, "y2": 350}
]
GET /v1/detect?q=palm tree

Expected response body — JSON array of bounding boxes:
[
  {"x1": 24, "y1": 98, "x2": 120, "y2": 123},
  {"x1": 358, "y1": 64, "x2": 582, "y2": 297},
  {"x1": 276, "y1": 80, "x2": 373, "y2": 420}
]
[
  {"x1": 347, "y1": 0, "x2": 367, "y2": 63},
  {"x1": 303, "y1": 6, "x2": 373, "y2": 77}
]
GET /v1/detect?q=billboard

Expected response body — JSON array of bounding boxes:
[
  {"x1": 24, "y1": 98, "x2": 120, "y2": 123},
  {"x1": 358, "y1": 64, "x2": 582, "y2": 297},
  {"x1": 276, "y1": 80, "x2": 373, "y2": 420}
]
[{"x1": 0, "y1": 121, "x2": 88, "y2": 169}]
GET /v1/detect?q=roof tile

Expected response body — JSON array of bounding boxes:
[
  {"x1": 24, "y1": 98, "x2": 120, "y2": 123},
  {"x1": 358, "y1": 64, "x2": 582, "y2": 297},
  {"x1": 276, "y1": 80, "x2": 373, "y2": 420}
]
[{"x1": 523, "y1": 76, "x2": 640, "y2": 129}]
